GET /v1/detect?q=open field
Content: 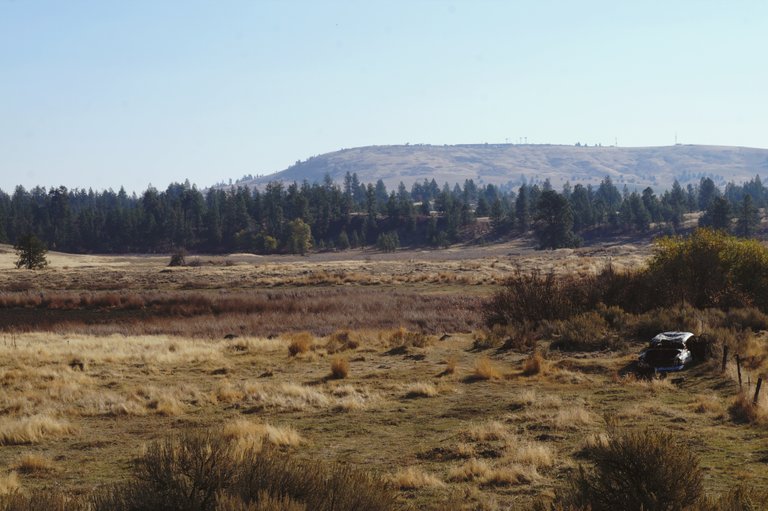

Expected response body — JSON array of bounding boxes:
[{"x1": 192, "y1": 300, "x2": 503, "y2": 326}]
[
  {"x1": 1, "y1": 241, "x2": 767, "y2": 509},
  {"x1": 0, "y1": 239, "x2": 651, "y2": 292},
  {"x1": 1, "y1": 330, "x2": 766, "y2": 509},
  {"x1": 0, "y1": 240, "x2": 650, "y2": 338}
]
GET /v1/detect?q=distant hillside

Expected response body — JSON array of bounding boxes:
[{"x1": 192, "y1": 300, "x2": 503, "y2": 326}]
[{"x1": 229, "y1": 144, "x2": 768, "y2": 191}]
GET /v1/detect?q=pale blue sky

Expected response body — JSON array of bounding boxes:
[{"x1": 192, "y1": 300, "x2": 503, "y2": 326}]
[{"x1": 1, "y1": 0, "x2": 767, "y2": 193}]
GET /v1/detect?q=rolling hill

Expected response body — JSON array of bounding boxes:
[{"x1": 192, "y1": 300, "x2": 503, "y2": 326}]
[{"x1": 230, "y1": 144, "x2": 768, "y2": 192}]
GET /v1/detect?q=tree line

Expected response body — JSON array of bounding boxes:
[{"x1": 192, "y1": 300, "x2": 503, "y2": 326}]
[{"x1": 0, "y1": 173, "x2": 765, "y2": 255}]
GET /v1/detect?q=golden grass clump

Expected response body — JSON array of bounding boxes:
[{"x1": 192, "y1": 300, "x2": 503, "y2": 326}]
[
  {"x1": 389, "y1": 466, "x2": 446, "y2": 489},
  {"x1": 521, "y1": 351, "x2": 546, "y2": 376},
  {"x1": 132, "y1": 386, "x2": 189, "y2": 416},
  {"x1": 221, "y1": 419, "x2": 304, "y2": 451},
  {"x1": 443, "y1": 356, "x2": 458, "y2": 375},
  {"x1": 329, "y1": 384, "x2": 376, "y2": 412},
  {"x1": 509, "y1": 442, "x2": 555, "y2": 468},
  {"x1": 93, "y1": 395, "x2": 148, "y2": 417},
  {"x1": 243, "y1": 382, "x2": 331, "y2": 411},
  {"x1": 511, "y1": 389, "x2": 563, "y2": 409},
  {"x1": 387, "y1": 327, "x2": 432, "y2": 349},
  {"x1": 13, "y1": 453, "x2": 56, "y2": 474},
  {"x1": 617, "y1": 373, "x2": 674, "y2": 393},
  {"x1": 480, "y1": 464, "x2": 538, "y2": 486},
  {"x1": 215, "y1": 380, "x2": 245, "y2": 404},
  {"x1": 448, "y1": 459, "x2": 536, "y2": 486},
  {"x1": 553, "y1": 406, "x2": 594, "y2": 430},
  {"x1": 325, "y1": 330, "x2": 360, "y2": 354},
  {"x1": 472, "y1": 356, "x2": 502, "y2": 380},
  {"x1": 692, "y1": 393, "x2": 726, "y2": 416},
  {"x1": 404, "y1": 382, "x2": 439, "y2": 398},
  {"x1": 464, "y1": 420, "x2": 510, "y2": 442},
  {"x1": 330, "y1": 356, "x2": 349, "y2": 379},
  {"x1": 584, "y1": 432, "x2": 611, "y2": 449},
  {"x1": 448, "y1": 458, "x2": 492, "y2": 482},
  {"x1": 0, "y1": 472, "x2": 20, "y2": 495},
  {"x1": 0, "y1": 415, "x2": 76, "y2": 446},
  {"x1": 287, "y1": 332, "x2": 314, "y2": 357}
]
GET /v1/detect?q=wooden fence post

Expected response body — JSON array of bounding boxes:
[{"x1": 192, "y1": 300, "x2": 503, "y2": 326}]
[
  {"x1": 736, "y1": 354, "x2": 742, "y2": 389},
  {"x1": 754, "y1": 378, "x2": 763, "y2": 406},
  {"x1": 722, "y1": 345, "x2": 729, "y2": 373}
]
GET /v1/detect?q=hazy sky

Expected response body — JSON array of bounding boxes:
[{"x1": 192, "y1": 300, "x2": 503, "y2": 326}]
[{"x1": 2, "y1": 0, "x2": 767, "y2": 193}]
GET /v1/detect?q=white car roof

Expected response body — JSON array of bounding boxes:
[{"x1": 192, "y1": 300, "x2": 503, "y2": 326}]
[{"x1": 651, "y1": 331, "x2": 694, "y2": 344}]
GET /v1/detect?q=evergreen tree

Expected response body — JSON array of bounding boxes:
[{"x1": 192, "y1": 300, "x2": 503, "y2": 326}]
[
  {"x1": 376, "y1": 231, "x2": 399, "y2": 252},
  {"x1": 736, "y1": 194, "x2": 760, "y2": 237},
  {"x1": 596, "y1": 176, "x2": 622, "y2": 212},
  {"x1": 14, "y1": 233, "x2": 48, "y2": 269},
  {"x1": 569, "y1": 184, "x2": 593, "y2": 232},
  {"x1": 629, "y1": 192, "x2": 651, "y2": 232},
  {"x1": 534, "y1": 190, "x2": 578, "y2": 249},
  {"x1": 698, "y1": 177, "x2": 719, "y2": 211},
  {"x1": 515, "y1": 184, "x2": 530, "y2": 232},
  {"x1": 641, "y1": 187, "x2": 662, "y2": 223},
  {"x1": 337, "y1": 230, "x2": 350, "y2": 250},
  {"x1": 699, "y1": 196, "x2": 731, "y2": 231},
  {"x1": 668, "y1": 180, "x2": 687, "y2": 228}
]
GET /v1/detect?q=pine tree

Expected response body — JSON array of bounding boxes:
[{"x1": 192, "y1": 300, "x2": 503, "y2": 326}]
[
  {"x1": 534, "y1": 191, "x2": 579, "y2": 249},
  {"x1": 736, "y1": 194, "x2": 760, "y2": 237},
  {"x1": 14, "y1": 233, "x2": 48, "y2": 269},
  {"x1": 515, "y1": 184, "x2": 530, "y2": 232}
]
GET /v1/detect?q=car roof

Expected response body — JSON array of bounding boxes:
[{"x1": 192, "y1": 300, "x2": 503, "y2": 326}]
[{"x1": 651, "y1": 331, "x2": 694, "y2": 345}]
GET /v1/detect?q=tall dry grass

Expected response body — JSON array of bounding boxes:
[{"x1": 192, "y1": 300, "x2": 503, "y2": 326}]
[
  {"x1": 470, "y1": 357, "x2": 502, "y2": 380},
  {"x1": 0, "y1": 415, "x2": 76, "y2": 445},
  {"x1": 0, "y1": 288, "x2": 482, "y2": 338},
  {"x1": 389, "y1": 467, "x2": 445, "y2": 490}
]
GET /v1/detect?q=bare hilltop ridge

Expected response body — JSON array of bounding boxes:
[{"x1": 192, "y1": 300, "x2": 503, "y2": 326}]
[{"x1": 230, "y1": 144, "x2": 768, "y2": 191}]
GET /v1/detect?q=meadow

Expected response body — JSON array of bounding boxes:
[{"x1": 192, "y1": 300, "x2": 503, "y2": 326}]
[{"x1": 0, "y1": 240, "x2": 766, "y2": 510}]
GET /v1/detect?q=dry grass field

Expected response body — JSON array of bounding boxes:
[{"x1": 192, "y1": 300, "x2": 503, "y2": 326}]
[{"x1": 0, "y1": 241, "x2": 766, "y2": 509}]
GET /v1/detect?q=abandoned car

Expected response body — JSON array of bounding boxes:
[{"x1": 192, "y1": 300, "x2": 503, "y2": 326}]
[{"x1": 637, "y1": 331, "x2": 695, "y2": 373}]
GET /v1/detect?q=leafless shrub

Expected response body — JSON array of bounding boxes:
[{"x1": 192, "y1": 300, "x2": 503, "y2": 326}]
[
  {"x1": 551, "y1": 312, "x2": 619, "y2": 351},
  {"x1": 92, "y1": 431, "x2": 398, "y2": 511},
  {"x1": 561, "y1": 428, "x2": 704, "y2": 511}
]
